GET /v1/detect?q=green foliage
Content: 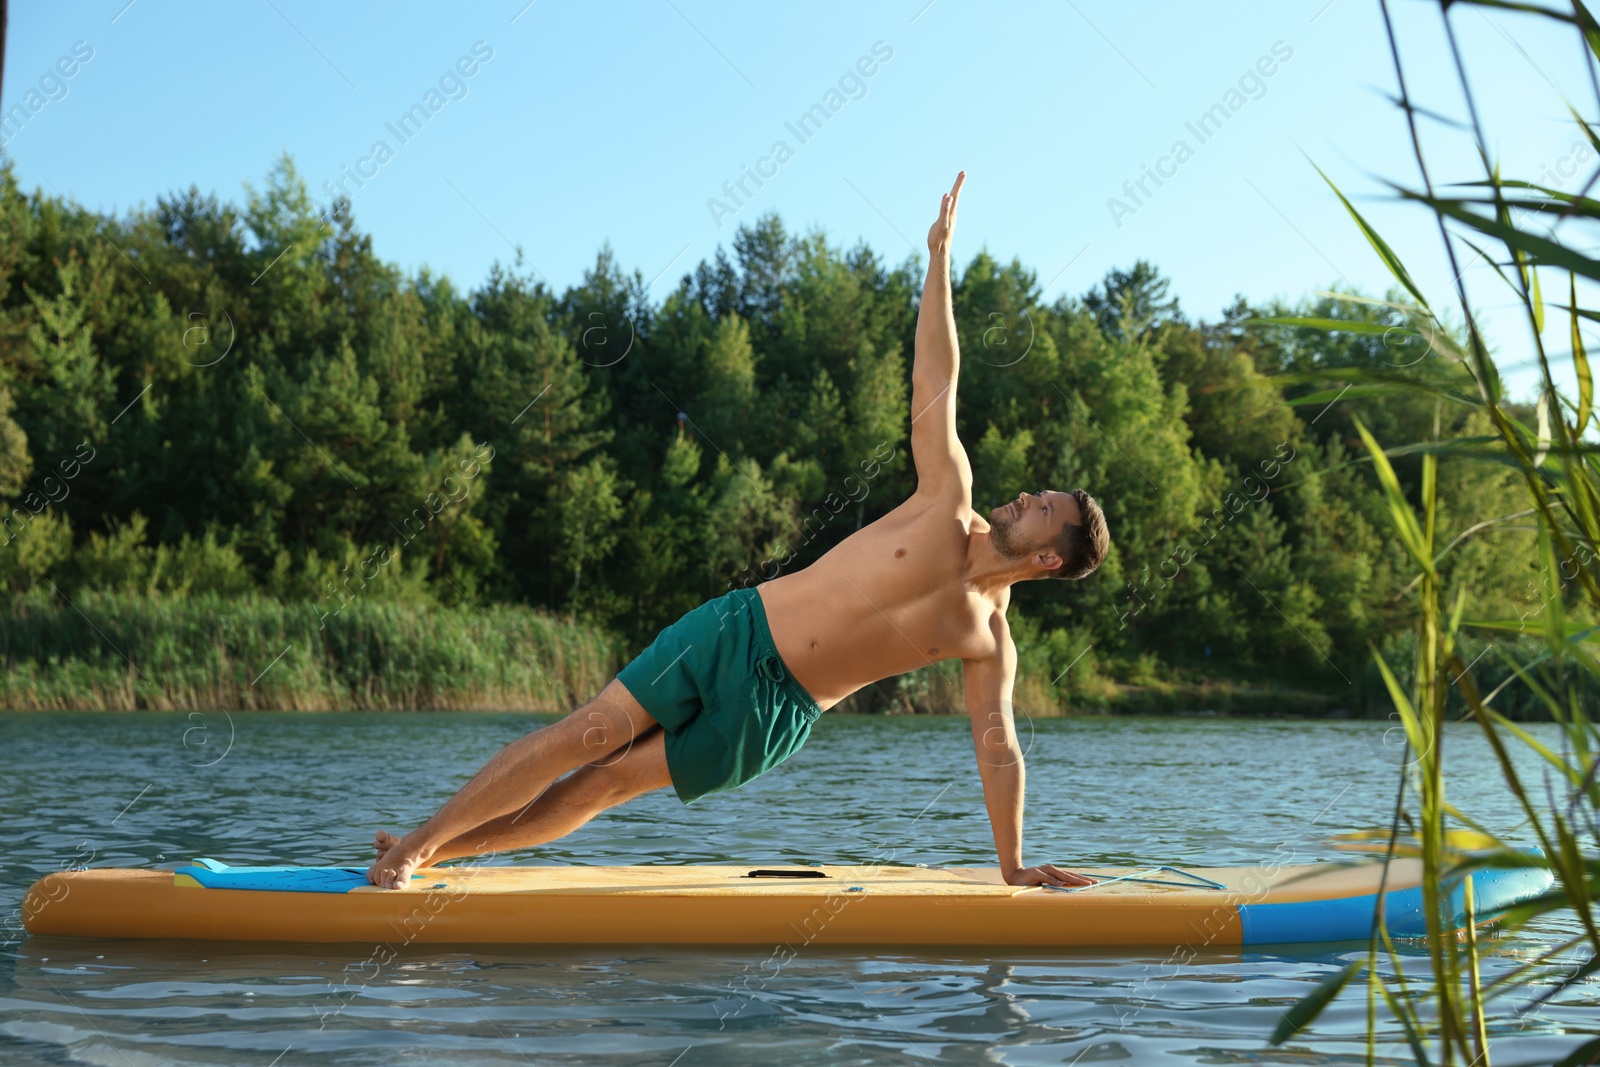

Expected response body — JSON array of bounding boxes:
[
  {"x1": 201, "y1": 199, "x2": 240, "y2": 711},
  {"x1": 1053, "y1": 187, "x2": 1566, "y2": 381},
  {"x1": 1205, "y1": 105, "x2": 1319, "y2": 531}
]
[
  {"x1": 552, "y1": 456, "x2": 624, "y2": 600},
  {"x1": 0, "y1": 142, "x2": 1552, "y2": 713},
  {"x1": 0, "y1": 588, "x2": 617, "y2": 711},
  {"x1": 1251, "y1": 3, "x2": 1600, "y2": 1064},
  {"x1": 0, "y1": 505, "x2": 70, "y2": 592},
  {"x1": 62, "y1": 511, "x2": 256, "y2": 598}
]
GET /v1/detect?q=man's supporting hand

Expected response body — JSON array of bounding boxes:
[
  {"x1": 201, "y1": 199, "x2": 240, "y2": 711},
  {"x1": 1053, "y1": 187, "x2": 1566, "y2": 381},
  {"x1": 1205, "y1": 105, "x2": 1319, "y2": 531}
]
[{"x1": 1005, "y1": 863, "x2": 1097, "y2": 888}]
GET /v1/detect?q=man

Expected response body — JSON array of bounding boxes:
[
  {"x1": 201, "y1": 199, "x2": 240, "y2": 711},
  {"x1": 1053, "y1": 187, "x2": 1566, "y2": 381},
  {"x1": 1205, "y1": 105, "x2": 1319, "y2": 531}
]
[{"x1": 367, "y1": 172, "x2": 1111, "y2": 890}]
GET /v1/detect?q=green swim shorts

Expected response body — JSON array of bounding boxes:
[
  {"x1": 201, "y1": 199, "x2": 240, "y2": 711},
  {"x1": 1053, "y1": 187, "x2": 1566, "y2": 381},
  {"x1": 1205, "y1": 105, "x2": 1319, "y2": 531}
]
[{"x1": 615, "y1": 586, "x2": 823, "y2": 805}]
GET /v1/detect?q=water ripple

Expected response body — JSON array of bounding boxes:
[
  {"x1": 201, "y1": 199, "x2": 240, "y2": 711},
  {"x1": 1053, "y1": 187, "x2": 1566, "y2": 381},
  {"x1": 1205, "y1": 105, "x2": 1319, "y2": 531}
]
[{"x1": 1, "y1": 712, "x2": 1595, "y2": 1065}]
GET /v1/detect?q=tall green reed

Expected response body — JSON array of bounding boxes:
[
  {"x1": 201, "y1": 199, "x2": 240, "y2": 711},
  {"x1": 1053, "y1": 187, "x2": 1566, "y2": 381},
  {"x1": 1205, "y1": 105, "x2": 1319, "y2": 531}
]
[
  {"x1": 1256, "y1": 1, "x2": 1600, "y2": 1062},
  {"x1": 0, "y1": 589, "x2": 620, "y2": 711}
]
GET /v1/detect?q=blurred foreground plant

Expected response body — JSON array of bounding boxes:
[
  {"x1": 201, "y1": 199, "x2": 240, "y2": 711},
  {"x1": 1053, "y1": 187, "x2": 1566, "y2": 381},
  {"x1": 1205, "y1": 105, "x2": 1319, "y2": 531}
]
[{"x1": 1255, "y1": 1, "x2": 1600, "y2": 1062}]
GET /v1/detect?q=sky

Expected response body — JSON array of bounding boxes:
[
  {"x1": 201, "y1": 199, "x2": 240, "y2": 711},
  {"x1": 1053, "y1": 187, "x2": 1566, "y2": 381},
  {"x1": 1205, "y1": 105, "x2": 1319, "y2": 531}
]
[{"x1": 1, "y1": 0, "x2": 1590, "y2": 403}]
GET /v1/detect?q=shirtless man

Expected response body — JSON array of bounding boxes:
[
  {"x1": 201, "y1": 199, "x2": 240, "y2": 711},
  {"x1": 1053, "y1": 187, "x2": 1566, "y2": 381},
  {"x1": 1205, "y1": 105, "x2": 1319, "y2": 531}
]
[{"x1": 367, "y1": 172, "x2": 1110, "y2": 890}]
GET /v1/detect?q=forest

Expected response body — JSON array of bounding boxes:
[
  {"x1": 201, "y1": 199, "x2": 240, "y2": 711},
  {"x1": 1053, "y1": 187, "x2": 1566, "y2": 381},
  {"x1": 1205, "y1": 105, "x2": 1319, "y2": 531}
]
[{"x1": 0, "y1": 153, "x2": 1564, "y2": 715}]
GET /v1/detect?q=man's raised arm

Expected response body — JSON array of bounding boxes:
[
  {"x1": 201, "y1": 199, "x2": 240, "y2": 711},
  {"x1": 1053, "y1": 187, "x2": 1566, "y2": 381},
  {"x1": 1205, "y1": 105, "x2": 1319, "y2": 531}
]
[{"x1": 910, "y1": 171, "x2": 972, "y2": 500}]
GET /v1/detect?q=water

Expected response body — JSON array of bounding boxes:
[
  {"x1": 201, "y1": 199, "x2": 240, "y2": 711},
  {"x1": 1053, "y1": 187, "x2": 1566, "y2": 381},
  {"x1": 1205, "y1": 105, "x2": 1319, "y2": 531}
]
[{"x1": 0, "y1": 711, "x2": 1594, "y2": 1065}]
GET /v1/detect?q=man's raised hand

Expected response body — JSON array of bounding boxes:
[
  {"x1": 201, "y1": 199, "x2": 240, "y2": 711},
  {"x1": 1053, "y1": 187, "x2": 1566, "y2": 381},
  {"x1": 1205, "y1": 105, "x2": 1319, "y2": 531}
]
[{"x1": 927, "y1": 170, "x2": 966, "y2": 254}]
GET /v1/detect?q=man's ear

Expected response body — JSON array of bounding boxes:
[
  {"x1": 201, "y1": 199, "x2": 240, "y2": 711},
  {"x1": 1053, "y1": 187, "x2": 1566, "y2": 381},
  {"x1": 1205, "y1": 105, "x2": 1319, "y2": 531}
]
[{"x1": 1034, "y1": 550, "x2": 1062, "y2": 572}]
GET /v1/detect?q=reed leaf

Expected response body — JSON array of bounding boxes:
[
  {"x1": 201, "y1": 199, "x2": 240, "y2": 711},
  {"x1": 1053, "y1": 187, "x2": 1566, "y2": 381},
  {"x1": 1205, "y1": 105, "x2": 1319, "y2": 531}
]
[
  {"x1": 1394, "y1": 188, "x2": 1600, "y2": 284},
  {"x1": 1310, "y1": 160, "x2": 1433, "y2": 311},
  {"x1": 1572, "y1": 273, "x2": 1593, "y2": 434},
  {"x1": 1269, "y1": 960, "x2": 1361, "y2": 1045},
  {"x1": 1245, "y1": 315, "x2": 1411, "y2": 335},
  {"x1": 1575, "y1": 0, "x2": 1600, "y2": 64},
  {"x1": 1552, "y1": 1036, "x2": 1600, "y2": 1067},
  {"x1": 1479, "y1": 706, "x2": 1583, "y2": 786},
  {"x1": 1354, "y1": 417, "x2": 1434, "y2": 574}
]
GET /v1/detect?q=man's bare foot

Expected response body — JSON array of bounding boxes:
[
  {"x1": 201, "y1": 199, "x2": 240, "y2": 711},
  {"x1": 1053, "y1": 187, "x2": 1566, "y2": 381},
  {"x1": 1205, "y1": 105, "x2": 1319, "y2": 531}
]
[
  {"x1": 366, "y1": 830, "x2": 434, "y2": 889},
  {"x1": 373, "y1": 830, "x2": 403, "y2": 860}
]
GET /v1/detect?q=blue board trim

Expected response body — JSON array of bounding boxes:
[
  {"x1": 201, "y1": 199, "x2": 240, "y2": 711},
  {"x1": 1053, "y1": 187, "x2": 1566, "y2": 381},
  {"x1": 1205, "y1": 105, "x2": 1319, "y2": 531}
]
[
  {"x1": 1238, "y1": 864, "x2": 1553, "y2": 945},
  {"x1": 176, "y1": 858, "x2": 379, "y2": 893}
]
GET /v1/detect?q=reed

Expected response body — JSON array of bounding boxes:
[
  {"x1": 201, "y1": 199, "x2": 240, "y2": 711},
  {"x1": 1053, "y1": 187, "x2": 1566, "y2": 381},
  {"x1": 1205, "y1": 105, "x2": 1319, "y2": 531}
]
[
  {"x1": 1260, "y1": 1, "x2": 1600, "y2": 1062},
  {"x1": 0, "y1": 589, "x2": 621, "y2": 711}
]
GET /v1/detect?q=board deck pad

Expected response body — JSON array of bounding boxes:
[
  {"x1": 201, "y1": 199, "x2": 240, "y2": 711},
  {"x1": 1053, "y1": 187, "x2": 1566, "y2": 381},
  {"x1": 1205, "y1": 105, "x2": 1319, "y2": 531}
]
[{"x1": 24, "y1": 859, "x2": 1553, "y2": 948}]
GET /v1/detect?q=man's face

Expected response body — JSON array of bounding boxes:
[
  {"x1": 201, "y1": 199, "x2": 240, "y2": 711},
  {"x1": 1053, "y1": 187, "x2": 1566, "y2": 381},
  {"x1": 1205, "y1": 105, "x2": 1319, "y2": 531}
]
[{"x1": 989, "y1": 490, "x2": 1081, "y2": 565}]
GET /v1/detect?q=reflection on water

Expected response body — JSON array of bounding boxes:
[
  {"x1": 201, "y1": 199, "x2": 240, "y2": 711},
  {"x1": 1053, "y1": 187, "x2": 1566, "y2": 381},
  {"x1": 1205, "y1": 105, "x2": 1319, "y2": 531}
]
[{"x1": 1, "y1": 712, "x2": 1594, "y2": 1064}]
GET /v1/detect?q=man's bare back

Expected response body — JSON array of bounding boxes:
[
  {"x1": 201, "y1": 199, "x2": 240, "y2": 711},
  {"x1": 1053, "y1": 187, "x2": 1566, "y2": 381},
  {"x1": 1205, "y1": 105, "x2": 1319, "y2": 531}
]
[{"x1": 365, "y1": 172, "x2": 1110, "y2": 891}]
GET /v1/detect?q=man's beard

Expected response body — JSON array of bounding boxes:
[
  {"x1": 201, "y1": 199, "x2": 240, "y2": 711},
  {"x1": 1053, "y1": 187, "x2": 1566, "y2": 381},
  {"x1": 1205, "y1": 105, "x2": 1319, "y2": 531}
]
[{"x1": 990, "y1": 512, "x2": 1037, "y2": 562}]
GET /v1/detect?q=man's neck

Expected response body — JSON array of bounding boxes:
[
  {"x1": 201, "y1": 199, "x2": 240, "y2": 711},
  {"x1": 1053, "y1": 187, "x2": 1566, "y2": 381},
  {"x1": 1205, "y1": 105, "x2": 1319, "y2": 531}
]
[{"x1": 962, "y1": 532, "x2": 1032, "y2": 599}]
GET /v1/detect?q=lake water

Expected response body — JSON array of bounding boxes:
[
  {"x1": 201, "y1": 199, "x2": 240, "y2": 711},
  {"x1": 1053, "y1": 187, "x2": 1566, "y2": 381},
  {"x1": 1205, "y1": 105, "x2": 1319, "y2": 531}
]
[{"x1": 0, "y1": 711, "x2": 1593, "y2": 1065}]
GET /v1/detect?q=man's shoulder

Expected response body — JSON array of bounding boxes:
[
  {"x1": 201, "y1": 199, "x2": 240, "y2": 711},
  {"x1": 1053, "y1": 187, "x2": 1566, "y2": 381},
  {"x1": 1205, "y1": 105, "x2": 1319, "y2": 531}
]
[{"x1": 957, "y1": 595, "x2": 1012, "y2": 665}]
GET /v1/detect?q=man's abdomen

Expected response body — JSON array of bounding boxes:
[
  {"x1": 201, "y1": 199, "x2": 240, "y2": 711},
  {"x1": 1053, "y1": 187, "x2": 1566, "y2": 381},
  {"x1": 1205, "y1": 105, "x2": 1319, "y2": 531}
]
[{"x1": 755, "y1": 572, "x2": 967, "y2": 710}]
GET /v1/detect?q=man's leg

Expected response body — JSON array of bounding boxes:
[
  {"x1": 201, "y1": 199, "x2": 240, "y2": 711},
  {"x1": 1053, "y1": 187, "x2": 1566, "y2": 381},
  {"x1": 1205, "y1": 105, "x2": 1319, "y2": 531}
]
[
  {"x1": 366, "y1": 678, "x2": 659, "y2": 888},
  {"x1": 374, "y1": 727, "x2": 673, "y2": 866}
]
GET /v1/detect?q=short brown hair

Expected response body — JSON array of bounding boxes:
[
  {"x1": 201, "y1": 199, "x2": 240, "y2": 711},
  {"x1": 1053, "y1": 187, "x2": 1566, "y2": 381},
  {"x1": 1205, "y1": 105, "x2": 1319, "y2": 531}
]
[{"x1": 1047, "y1": 489, "x2": 1110, "y2": 580}]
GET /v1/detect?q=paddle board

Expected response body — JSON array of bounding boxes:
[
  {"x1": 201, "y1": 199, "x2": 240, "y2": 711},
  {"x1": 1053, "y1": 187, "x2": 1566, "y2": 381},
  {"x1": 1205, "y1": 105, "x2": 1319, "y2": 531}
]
[{"x1": 20, "y1": 857, "x2": 1552, "y2": 948}]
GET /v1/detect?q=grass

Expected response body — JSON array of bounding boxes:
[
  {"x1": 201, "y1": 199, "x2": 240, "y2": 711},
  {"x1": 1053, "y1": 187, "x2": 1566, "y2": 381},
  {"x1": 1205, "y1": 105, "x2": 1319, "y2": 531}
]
[
  {"x1": 0, "y1": 590, "x2": 1490, "y2": 718},
  {"x1": 0, "y1": 589, "x2": 621, "y2": 711}
]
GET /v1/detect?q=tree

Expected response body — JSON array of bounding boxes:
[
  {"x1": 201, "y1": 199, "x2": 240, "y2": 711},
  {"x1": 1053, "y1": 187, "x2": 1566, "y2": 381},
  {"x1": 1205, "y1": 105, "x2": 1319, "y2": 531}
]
[
  {"x1": 15, "y1": 252, "x2": 115, "y2": 468},
  {"x1": 0, "y1": 150, "x2": 1545, "y2": 713},
  {"x1": 1082, "y1": 260, "x2": 1184, "y2": 342},
  {"x1": 552, "y1": 456, "x2": 624, "y2": 600}
]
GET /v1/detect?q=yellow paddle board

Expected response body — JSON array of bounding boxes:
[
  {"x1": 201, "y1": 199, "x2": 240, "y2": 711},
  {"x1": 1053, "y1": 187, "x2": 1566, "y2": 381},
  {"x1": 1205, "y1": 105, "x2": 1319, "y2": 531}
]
[{"x1": 20, "y1": 857, "x2": 1552, "y2": 948}]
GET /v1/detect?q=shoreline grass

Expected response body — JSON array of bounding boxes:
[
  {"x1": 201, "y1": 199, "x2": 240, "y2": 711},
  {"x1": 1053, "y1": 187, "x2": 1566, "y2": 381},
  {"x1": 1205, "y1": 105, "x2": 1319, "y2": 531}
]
[
  {"x1": 0, "y1": 591, "x2": 621, "y2": 712},
  {"x1": 1, "y1": 590, "x2": 1395, "y2": 716},
  {"x1": 0, "y1": 591, "x2": 1544, "y2": 719}
]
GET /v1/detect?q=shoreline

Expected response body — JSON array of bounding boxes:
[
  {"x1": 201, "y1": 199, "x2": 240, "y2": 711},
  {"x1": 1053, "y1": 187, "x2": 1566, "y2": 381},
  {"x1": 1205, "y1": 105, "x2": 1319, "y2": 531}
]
[
  {"x1": 0, "y1": 685, "x2": 1366, "y2": 718},
  {"x1": 0, "y1": 592, "x2": 1366, "y2": 717}
]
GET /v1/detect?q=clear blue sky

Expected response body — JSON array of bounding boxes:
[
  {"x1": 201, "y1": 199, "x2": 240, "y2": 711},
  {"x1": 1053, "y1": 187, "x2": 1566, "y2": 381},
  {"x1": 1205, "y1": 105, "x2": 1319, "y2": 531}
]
[{"x1": 2, "y1": 0, "x2": 1588, "y2": 402}]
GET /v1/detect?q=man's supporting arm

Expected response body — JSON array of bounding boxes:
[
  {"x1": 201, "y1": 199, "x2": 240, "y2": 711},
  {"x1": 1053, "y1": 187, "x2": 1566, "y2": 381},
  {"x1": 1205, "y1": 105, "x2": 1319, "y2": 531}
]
[
  {"x1": 910, "y1": 171, "x2": 972, "y2": 499},
  {"x1": 963, "y1": 612, "x2": 1095, "y2": 888}
]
